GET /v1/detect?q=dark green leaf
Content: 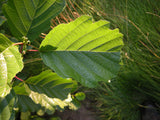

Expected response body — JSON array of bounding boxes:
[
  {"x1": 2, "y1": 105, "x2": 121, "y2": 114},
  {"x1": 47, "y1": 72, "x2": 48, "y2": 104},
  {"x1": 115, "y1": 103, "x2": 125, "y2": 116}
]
[
  {"x1": 16, "y1": 95, "x2": 41, "y2": 112},
  {"x1": 14, "y1": 70, "x2": 77, "y2": 113},
  {"x1": 2, "y1": 0, "x2": 65, "y2": 41},
  {"x1": 25, "y1": 70, "x2": 75, "y2": 100},
  {"x1": 0, "y1": 90, "x2": 17, "y2": 120},
  {"x1": 40, "y1": 15, "x2": 123, "y2": 87}
]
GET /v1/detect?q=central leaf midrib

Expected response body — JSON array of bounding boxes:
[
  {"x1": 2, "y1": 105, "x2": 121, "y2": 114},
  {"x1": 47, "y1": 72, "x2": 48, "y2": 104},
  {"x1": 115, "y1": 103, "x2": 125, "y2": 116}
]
[
  {"x1": 25, "y1": 0, "x2": 40, "y2": 36},
  {"x1": 56, "y1": 17, "x2": 91, "y2": 47},
  {"x1": 26, "y1": 0, "x2": 58, "y2": 36}
]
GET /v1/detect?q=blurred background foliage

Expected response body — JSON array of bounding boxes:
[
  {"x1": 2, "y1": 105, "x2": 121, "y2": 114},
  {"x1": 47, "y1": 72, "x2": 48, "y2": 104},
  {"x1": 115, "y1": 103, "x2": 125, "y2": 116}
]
[
  {"x1": 0, "y1": 0, "x2": 160, "y2": 119},
  {"x1": 70, "y1": 0, "x2": 160, "y2": 119}
]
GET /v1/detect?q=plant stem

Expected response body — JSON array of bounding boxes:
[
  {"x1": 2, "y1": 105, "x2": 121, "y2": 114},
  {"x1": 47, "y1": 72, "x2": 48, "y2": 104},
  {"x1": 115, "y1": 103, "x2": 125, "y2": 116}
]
[
  {"x1": 15, "y1": 76, "x2": 24, "y2": 82},
  {"x1": 28, "y1": 44, "x2": 39, "y2": 50},
  {"x1": 27, "y1": 49, "x2": 39, "y2": 52},
  {"x1": 20, "y1": 44, "x2": 23, "y2": 53},
  {"x1": 13, "y1": 42, "x2": 23, "y2": 46}
]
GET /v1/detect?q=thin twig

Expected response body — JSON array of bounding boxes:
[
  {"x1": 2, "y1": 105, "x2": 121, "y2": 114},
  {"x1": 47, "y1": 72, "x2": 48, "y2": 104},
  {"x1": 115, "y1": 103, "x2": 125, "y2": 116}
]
[
  {"x1": 24, "y1": 58, "x2": 42, "y2": 64},
  {"x1": 146, "y1": 12, "x2": 160, "y2": 18},
  {"x1": 13, "y1": 42, "x2": 23, "y2": 46},
  {"x1": 27, "y1": 49, "x2": 39, "y2": 52},
  {"x1": 60, "y1": 13, "x2": 69, "y2": 23},
  {"x1": 56, "y1": 16, "x2": 61, "y2": 24},
  {"x1": 69, "y1": 0, "x2": 80, "y2": 17},
  {"x1": 20, "y1": 44, "x2": 23, "y2": 53},
  {"x1": 64, "y1": 9, "x2": 73, "y2": 21},
  {"x1": 15, "y1": 76, "x2": 23, "y2": 82},
  {"x1": 66, "y1": 4, "x2": 76, "y2": 19},
  {"x1": 28, "y1": 44, "x2": 39, "y2": 50}
]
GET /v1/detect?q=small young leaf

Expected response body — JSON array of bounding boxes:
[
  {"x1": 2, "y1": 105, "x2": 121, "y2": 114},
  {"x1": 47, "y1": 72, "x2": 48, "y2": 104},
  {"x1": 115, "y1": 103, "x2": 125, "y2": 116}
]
[
  {"x1": 2, "y1": 0, "x2": 65, "y2": 41},
  {"x1": 75, "y1": 92, "x2": 86, "y2": 101},
  {"x1": 0, "y1": 33, "x2": 23, "y2": 97},
  {"x1": 40, "y1": 15, "x2": 124, "y2": 88}
]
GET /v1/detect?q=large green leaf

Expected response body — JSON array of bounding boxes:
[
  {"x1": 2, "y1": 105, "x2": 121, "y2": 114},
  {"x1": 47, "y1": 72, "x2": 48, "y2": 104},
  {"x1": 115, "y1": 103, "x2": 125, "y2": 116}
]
[
  {"x1": 25, "y1": 70, "x2": 75, "y2": 100},
  {"x1": 0, "y1": 33, "x2": 23, "y2": 97},
  {"x1": 0, "y1": 90, "x2": 17, "y2": 120},
  {"x1": 2, "y1": 0, "x2": 65, "y2": 41},
  {"x1": 13, "y1": 71, "x2": 77, "y2": 113},
  {"x1": 16, "y1": 91, "x2": 75, "y2": 114},
  {"x1": 40, "y1": 15, "x2": 124, "y2": 87}
]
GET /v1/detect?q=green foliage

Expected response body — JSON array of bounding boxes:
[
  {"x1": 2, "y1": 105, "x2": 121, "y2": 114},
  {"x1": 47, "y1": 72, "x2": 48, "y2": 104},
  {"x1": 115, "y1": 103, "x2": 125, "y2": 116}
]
[
  {"x1": 40, "y1": 15, "x2": 123, "y2": 87},
  {"x1": 0, "y1": 90, "x2": 17, "y2": 120},
  {"x1": 75, "y1": 92, "x2": 86, "y2": 101},
  {"x1": 0, "y1": 16, "x2": 6, "y2": 26},
  {"x1": 2, "y1": 0, "x2": 66, "y2": 41},
  {"x1": 0, "y1": 33, "x2": 23, "y2": 97},
  {"x1": 25, "y1": 70, "x2": 75, "y2": 100},
  {"x1": 0, "y1": 0, "x2": 125, "y2": 119},
  {"x1": 81, "y1": 0, "x2": 160, "y2": 119},
  {"x1": 13, "y1": 70, "x2": 76, "y2": 113}
]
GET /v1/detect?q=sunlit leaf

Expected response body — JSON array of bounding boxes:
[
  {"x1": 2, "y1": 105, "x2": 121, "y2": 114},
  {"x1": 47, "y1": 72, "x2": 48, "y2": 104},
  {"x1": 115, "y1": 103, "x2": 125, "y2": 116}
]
[
  {"x1": 40, "y1": 15, "x2": 123, "y2": 87},
  {"x1": 0, "y1": 33, "x2": 23, "y2": 97},
  {"x1": 25, "y1": 70, "x2": 75, "y2": 100},
  {"x1": 14, "y1": 70, "x2": 77, "y2": 113}
]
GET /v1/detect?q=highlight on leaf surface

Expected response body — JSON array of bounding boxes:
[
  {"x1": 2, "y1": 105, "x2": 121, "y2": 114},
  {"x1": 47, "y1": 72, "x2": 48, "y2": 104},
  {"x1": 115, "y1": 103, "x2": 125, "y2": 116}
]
[
  {"x1": 0, "y1": 33, "x2": 23, "y2": 97},
  {"x1": 13, "y1": 70, "x2": 78, "y2": 113},
  {"x1": 40, "y1": 15, "x2": 124, "y2": 88}
]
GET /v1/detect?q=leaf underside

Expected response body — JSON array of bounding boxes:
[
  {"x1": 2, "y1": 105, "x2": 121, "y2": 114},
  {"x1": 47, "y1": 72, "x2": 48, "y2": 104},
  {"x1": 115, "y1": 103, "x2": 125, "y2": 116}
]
[
  {"x1": 2, "y1": 0, "x2": 65, "y2": 41},
  {"x1": 40, "y1": 15, "x2": 124, "y2": 87},
  {"x1": 0, "y1": 33, "x2": 23, "y2": 97}
]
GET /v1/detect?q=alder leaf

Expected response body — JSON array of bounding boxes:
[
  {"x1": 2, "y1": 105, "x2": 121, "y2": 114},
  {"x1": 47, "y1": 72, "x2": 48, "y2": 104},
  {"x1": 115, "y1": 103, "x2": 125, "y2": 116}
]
[
  {"x1": 25, "y1": 70, "x2": 76, "y2": 100},
  {"x1": 40, "y1": 15, "x2": 124, "y2": 88},
  {"x1": 13, "y1": 70, "x2": 77, "y2": 113},
  {"x1": 2, "y1": 0, "x2": 65, "y2": 41},
  {"x1": 0, "y1": 33, "x2": 23, "y2": 97}
]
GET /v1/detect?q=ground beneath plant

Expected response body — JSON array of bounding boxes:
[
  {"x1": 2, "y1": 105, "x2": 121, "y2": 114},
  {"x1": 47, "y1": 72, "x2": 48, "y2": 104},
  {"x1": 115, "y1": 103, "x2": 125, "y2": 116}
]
[{"x1": 55, "y1": 100, "x2": 98, "y2": 120}]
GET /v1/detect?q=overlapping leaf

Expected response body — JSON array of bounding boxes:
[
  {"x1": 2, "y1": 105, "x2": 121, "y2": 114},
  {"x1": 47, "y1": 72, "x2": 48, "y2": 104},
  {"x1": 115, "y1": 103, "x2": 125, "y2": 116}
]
[
  {"x1": 0, "y1": 33, "x2": 23, "y2": 97},
  {"x1": 40, "y1": 15, "x2": 124, "y2": 87},
  {"x1": 16, "y1": 95, "x2": 41, "y2": 112},
  {"x1": 25, "y1": 70, "x2": 75, "y2": 100},
  {"x1": 13, "y1": 70, "x2": 76, "y2": 113},
  {"x1": 2, "y1": 0, "x2": 65, "y2": 41},
  {"x1": 0, "y1": 90, "x2": 17, "y2": 120}
]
